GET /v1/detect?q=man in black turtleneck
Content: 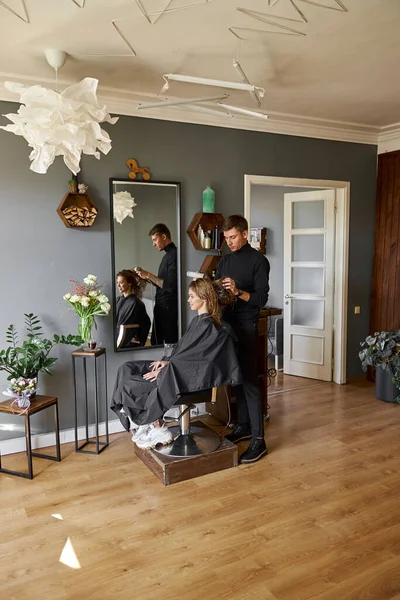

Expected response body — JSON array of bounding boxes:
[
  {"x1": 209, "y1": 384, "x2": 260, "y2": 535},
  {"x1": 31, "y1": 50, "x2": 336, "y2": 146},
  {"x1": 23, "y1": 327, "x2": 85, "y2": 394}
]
[
  {"x1": 215, "y1": 215, "x2": 270, "y2": 464},
  {"x1": 135, "y1": 223, "x2": 178, "y2": 346}
]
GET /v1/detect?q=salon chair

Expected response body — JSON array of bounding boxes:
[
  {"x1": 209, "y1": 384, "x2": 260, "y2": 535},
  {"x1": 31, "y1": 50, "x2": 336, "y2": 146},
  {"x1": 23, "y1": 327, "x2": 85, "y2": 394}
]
[
  {"x1": 154, "y1": 387, "x2": 222, "y2": 458},
  {"x1": 117, "y1": 324, "x2": 140, "y2": 349}
]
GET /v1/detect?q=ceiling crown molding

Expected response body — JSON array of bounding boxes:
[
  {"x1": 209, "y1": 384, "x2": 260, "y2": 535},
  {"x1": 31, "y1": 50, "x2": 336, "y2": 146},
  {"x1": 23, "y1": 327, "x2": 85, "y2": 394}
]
[{"x1": 0, "y1": 73, "x2": 388, "y2": 148}]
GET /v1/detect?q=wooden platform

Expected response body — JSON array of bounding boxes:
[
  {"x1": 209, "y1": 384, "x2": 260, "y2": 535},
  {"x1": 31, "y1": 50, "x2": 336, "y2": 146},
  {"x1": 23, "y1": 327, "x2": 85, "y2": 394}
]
[{"x1": 133, "y1": 421, "x2": 238, "y2": 485}]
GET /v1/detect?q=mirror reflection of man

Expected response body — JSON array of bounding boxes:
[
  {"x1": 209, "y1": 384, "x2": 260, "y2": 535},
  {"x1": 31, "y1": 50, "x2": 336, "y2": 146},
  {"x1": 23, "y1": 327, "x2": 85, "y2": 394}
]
[
  {"x1": 135, "y1": 223, "x2": 178, "y2": 346},
  {"x1": 215, "y1": 215, "x2": 270, "y2": 465}
]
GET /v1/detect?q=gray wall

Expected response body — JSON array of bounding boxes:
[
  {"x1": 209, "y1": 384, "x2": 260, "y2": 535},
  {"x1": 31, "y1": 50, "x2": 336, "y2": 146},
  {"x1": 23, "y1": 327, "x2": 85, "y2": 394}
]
[
  {"x1": 251, "y1": 185, "x2": 324, "y2": 308},
  {"x1": 0, "y1": 101, "x2": 377, "y2": 440}
]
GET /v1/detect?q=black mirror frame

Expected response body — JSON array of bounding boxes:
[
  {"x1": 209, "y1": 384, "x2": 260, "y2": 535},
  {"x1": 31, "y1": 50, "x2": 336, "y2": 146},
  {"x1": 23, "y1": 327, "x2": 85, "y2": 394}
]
[{"x1": 109, "y1": 177, "x2": 182, "y2": 353}]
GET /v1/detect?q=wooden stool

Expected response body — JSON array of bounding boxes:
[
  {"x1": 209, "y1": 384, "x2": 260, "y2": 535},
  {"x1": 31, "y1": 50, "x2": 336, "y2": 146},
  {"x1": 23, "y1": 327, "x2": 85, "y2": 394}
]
[{"x1": 0, "y1": 394, "x2": 61, "y2": 479}]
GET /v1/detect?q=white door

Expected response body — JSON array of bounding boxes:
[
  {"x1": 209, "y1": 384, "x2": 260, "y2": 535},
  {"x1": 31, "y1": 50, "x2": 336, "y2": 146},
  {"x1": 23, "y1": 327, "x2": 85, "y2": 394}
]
[{"x1": 283, "y1": 190, "x2": 335, "y2": 381}]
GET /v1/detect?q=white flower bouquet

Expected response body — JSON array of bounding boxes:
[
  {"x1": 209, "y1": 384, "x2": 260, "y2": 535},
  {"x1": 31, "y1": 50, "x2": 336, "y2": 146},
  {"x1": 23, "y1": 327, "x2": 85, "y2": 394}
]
[{"x1": 64, "y1": 274, "x2": 111, "y2": 343}]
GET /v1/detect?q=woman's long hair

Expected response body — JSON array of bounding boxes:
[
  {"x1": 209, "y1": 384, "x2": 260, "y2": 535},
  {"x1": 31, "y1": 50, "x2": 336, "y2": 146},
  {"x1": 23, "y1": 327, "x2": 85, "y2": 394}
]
[
  {"x1": 116, "y1": 269, "x2": 146, "y2": 299},
  {"x1": 189, "y1": 278, "x2": 235, "y2": 326}
]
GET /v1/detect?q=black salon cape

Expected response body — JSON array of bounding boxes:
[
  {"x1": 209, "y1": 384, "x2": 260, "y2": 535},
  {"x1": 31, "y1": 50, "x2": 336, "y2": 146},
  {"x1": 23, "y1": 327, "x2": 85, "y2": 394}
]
[
  {"x1": 116, "y1": 295, "x2": 151, "y2": 347},
  {"x1": 111, "y1": 314, "x2": 242, "y2": 429}
]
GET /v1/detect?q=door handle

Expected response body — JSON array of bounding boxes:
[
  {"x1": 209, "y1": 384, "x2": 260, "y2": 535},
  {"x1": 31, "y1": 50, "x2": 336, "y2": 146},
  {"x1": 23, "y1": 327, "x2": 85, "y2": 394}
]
[{"x1": 284, "y1": 294, "x2": 293, "y2": 299}]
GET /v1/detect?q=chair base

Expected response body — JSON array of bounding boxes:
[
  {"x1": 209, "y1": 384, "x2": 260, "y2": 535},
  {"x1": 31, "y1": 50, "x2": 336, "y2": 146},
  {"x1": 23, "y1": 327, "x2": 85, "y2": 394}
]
[
  {"x1": 133, "y1": 421, "x2": 238, "y2": 485},
  {"x1": 153, "y1": 424, "x2": 221, "y2": 458}
]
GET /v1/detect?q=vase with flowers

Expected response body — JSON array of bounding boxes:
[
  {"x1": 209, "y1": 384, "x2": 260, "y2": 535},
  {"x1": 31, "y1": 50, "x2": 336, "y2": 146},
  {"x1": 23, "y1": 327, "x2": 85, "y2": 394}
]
[{"x1": 64, "y1": 274, "x2": 111, "y2": 347}]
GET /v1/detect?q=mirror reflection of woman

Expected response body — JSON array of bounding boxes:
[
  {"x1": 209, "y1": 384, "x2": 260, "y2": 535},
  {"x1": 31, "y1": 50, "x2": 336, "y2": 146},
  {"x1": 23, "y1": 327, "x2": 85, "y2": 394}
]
[{"x1": 116, "y1": 270, "x2": 151, "y2": 348}]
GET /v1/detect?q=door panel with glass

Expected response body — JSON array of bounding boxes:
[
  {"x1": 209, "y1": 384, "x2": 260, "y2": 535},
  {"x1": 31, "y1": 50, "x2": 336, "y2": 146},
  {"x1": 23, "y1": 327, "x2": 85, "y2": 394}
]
[{"x1": 283, "y1": 190, "x2": 335, "y2": 381}]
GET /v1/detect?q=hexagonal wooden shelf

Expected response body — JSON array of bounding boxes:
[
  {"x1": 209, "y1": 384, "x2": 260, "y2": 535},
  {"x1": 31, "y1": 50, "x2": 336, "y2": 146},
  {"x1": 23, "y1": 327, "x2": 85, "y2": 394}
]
[
  {"x1": 57, "y1": 193, "x2": 98, "y2": 229},
  {"x1": 199, "y1": 254, "x2": 222, "y2": 278},
  {"x1": 186, "y1": 212, "x2": 225, "y2": 251}
]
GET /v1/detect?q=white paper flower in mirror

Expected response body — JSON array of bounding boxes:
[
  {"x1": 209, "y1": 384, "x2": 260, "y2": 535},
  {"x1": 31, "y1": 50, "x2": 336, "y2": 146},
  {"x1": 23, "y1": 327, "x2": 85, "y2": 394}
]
[
  {"x1": 0, "y1": 77, "x2": 118, "y2": 175},
  {"x1": 113, "y1": 190, "x2": 137, "y2": 224}
]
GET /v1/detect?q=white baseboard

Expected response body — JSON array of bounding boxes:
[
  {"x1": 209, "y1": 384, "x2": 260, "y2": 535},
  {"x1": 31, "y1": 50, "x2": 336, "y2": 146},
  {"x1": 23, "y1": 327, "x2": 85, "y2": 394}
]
[{"x1": 0, "y1": 419, "x2": 126, "y2": 456}]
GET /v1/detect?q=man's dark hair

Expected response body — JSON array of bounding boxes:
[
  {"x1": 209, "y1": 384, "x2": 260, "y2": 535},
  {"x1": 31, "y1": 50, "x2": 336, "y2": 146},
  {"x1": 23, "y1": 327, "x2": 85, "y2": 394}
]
[
  {"x1": 148, "y1": 223, "x2": 171, "y2": 239},
  {"x1": 221, "y1": 215, "x2": 249, "y2": 233}
]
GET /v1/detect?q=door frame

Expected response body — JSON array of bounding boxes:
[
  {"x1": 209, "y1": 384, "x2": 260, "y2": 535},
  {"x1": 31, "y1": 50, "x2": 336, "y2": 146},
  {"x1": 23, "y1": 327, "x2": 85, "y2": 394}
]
[{"x1": 244, "y1": 174, "x2": 350, "y2": 384}]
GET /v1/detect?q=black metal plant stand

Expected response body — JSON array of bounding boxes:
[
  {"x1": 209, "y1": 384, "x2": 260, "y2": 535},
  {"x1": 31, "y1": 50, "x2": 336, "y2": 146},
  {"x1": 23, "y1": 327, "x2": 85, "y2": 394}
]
[{"x1": 72, "y1": 347, "x2": 109, "y2": 454}]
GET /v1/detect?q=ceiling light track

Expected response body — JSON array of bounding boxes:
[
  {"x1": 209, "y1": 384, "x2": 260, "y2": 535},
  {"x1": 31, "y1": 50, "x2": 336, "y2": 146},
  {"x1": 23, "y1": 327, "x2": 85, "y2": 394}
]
[
  {"x1": 218, "y1": 103, "x2": 269, "y2": 120},
  {"x1": 184, "y1": 104, "x2": 233, "y2": 118},
  {"x1": 138, "y1": 94, "x2": 228, "y2": 110},
  {"x1": 233, "y1": 59, "x2": 261, "y2": 107},
  {"x1": 161, "y1": 73, "x2": 265, "y2": 97}
]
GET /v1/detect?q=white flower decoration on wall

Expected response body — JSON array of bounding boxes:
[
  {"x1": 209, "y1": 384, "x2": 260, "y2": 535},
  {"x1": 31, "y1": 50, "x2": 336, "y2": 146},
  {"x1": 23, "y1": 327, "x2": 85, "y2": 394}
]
[
  {"x1": 113, "y1": 191, "x2": 137, "y2": 224},
  {"x1": 0, "y1": 77, "x2": 118, "y2": 175}
]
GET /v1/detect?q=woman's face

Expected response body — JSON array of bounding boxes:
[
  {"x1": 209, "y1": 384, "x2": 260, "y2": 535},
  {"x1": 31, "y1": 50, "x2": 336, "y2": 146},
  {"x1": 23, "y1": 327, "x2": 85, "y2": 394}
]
[
  {"x1": 117, "y1": 276, "x2": 132, "y2": 295},
  {"x1": 187, "y1": 288, "x2": 207, "y2": 312}
]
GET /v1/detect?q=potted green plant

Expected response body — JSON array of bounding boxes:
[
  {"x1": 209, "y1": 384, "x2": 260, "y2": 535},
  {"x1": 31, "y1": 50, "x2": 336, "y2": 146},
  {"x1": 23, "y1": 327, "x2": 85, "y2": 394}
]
[
  {"x1": 359, "y1": 330, "x2": 400, "y2": 403},
  {"x1": 0, "y1": 313, "x2": 81, "y2": 399}
]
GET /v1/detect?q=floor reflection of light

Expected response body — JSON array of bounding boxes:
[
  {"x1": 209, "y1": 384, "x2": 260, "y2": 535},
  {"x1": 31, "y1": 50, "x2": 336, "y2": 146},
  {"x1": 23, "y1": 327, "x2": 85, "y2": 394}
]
[
  {"x1": 59, "y1": 537, "x2": 81, "y2": 569},
  {"x1": 52, "y1": 514, "x2": 63, "y2": 520}
]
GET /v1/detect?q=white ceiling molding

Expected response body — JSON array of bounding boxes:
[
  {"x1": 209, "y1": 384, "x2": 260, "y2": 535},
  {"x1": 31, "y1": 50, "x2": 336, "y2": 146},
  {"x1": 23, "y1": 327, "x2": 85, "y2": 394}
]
[
  {"x1": 0, "y1": 73, "x2": 382, "y2": 147},
  {"x1": 0, "y1": 0, "x2": 29, "y2": 23},
  {"x1": 378, "y1": 124, "x2": 400, "y2": 154}
]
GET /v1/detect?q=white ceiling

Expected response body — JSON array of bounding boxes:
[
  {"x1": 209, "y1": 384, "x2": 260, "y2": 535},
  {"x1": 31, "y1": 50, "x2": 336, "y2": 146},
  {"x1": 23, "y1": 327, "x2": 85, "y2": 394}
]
[{"x1": 0, "y1": 0, "x2": 399, "y2": 144}]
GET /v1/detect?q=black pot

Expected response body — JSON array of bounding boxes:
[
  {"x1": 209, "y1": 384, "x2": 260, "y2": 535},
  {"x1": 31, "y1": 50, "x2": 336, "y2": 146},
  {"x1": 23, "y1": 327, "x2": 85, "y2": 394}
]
[{"x1": 375, "y1": 367, "x2": 399, "y2": 403}]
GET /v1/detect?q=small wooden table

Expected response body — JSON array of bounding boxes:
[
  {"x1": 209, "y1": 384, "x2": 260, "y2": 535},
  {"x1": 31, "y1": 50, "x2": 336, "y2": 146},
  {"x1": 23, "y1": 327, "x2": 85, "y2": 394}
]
[
  {"x1": 72, "y1": 347, "x2": 109, "y2": 454},
  {"x1": 0, "y1": 394, "x2": 61, "y2": 479}
]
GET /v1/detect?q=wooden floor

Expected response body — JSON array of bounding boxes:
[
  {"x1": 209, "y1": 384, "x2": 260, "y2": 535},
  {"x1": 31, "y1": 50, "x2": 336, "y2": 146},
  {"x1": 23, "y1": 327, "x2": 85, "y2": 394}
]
[{"x1": 2, "y1": 376, "x2": 400, "y2": 600}]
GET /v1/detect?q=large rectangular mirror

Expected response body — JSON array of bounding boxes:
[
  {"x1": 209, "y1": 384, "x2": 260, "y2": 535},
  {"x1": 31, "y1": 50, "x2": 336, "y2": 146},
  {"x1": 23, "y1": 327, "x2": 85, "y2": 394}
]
[{"x1": 110, "y1": 178, "x2": 181, "y2": 352}]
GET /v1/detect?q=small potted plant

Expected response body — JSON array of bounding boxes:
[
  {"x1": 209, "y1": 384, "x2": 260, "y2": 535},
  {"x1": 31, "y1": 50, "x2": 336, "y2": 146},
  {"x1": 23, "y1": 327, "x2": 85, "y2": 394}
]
[
  {"x1": 359, "y1": 330, "x2": 400, "y2": 403},
  {"x1": 0, "y1": 313, "x2": 81, "y2": 400}
]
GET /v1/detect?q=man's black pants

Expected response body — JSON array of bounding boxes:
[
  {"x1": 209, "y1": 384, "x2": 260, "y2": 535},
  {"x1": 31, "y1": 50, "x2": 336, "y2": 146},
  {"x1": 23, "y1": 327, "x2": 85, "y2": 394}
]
[
  {"x1": 151, "y1": 304, "x2": 178, "y2": 346},
  {"x1": 231, "y1": 321, "x2": 264, "y2": 438}
]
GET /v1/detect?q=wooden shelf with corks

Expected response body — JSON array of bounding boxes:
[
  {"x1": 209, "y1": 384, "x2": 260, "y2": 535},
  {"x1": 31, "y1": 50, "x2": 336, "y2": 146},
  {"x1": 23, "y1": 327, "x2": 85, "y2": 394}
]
[
  {"x1": 186, "y1": 212, "x2": 225, "y2": 252},
  {"x1": 57, "y1": 192, "x2": 98, "y2": 229}
]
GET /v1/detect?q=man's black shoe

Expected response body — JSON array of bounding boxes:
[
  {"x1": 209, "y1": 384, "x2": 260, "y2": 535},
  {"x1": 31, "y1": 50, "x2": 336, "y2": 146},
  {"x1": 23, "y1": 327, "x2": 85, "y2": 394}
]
[
  {"x1": 239, "y1": 438, "x2": 268, "y2": 464},
  {"x1": 225, "y1": 424, "x2": 252, "y2": 444}
]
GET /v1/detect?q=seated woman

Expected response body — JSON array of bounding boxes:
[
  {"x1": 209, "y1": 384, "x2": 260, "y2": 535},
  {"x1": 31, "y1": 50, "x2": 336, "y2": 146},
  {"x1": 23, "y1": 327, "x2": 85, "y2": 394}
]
[
  {"x1": 116, "y1": 269, "x2": 151, "y2": 348},
  {"x1": 111, "y1": 278, "x2": 242, "y2": 448}
]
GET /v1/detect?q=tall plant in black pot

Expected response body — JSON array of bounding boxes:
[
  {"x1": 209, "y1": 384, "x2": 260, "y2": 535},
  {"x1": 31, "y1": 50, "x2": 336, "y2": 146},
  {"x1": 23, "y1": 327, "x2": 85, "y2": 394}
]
[{"x1": 359, "y1": 330, "x2": 400, "y2": 403}]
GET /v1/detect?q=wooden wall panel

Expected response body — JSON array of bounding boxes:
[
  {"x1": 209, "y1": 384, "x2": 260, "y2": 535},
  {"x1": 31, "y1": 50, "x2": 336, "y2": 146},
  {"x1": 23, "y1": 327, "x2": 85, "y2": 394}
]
[{"x1": 370, "y1": 150, "x2": 400, "y2": 333}]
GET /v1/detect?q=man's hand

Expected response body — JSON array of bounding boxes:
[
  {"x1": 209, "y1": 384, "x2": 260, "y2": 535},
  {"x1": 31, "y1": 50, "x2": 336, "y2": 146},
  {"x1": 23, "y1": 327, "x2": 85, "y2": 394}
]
[
  {"x1": 133, "y1": 267, "x2": 150, "y2": 280},
  {"x1": 222, "y1": 277, "x2": 239, "y2": 296}
]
